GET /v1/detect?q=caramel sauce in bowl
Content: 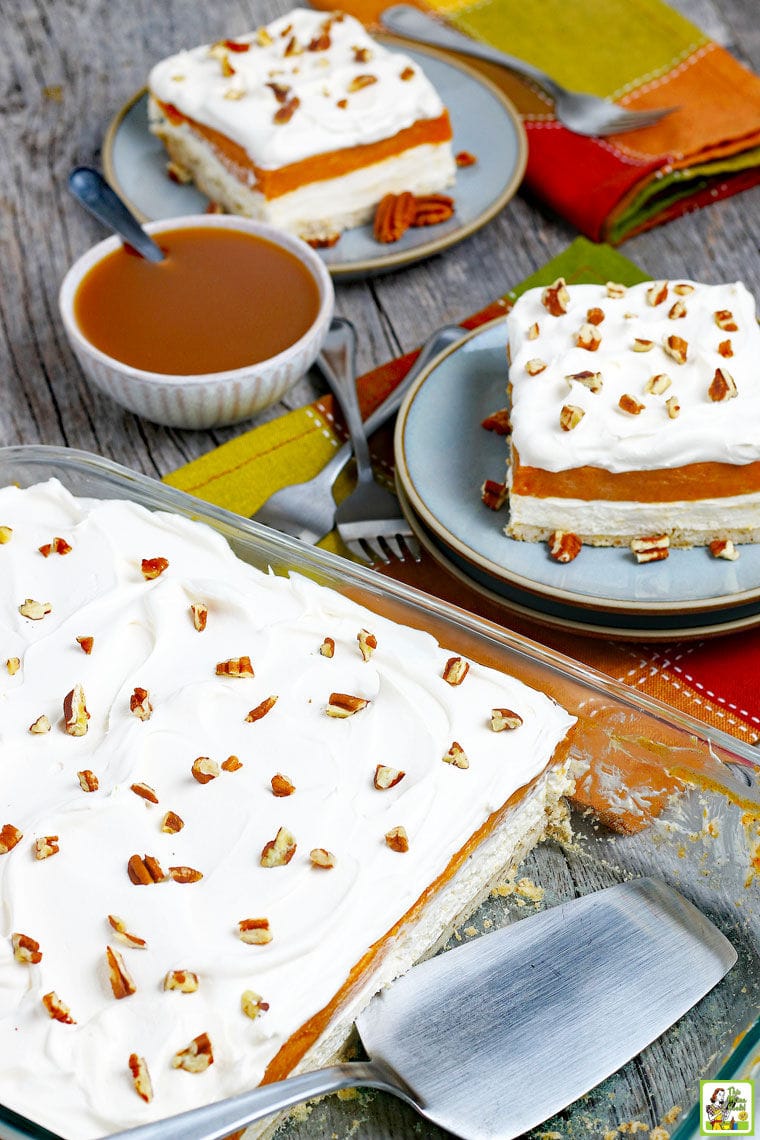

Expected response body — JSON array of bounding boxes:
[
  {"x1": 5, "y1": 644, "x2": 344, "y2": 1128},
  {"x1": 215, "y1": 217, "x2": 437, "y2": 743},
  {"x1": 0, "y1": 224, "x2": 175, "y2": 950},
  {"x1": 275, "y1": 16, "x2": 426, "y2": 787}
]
[{"x1": 59, "y1": 215, "x2": 334, "y2": 429}]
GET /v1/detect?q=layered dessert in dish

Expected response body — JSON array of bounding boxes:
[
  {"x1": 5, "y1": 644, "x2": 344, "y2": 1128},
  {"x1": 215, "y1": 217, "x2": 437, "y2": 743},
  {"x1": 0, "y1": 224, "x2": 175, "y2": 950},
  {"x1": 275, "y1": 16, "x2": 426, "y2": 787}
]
[
  {"x1": 504, "y1": 279, "x2": 760, "y2": 553},
  {"x1": 147, "y1": 8, "x2": 456, "y2": 244},
  {"x1": 0, "y1": 479, "x2": 576, "y2": 1137}
]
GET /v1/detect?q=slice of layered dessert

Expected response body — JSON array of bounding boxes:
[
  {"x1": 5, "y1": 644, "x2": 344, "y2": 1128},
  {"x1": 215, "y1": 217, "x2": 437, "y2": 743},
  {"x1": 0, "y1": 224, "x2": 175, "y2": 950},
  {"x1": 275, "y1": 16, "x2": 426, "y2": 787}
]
[
  {"x1": 0, "y1": 479, "x2": 576, "y2": 1137},
  {"x1": 147, "y1": 8, "x2": 456, "y2": 244},
  {"x1": 505, "y1": 278, "x2": 760, "y2": 552}
]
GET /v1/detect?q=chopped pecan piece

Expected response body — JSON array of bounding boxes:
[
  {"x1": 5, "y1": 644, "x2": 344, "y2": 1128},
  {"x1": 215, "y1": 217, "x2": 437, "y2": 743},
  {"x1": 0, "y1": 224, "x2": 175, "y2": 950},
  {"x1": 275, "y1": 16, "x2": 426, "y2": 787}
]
[
  {"x1": 319, "y1": 636, "x2": 335, "y2": 658},
  {"x1": 632, "y1": 338, "x2": 654, "y2": 352},
  {"x1": 76, "y1": 635, "x2": 94, "y2": 655},
  {"x1": 606, "y1": 281, "x2": 626, "y2": 299},
  {"x1": 668, "y1": 300, "x2": 687, "y2": 320},
  {"x1": 266, "y1": 81, "x2": 290, "y2": 104},
  {"x1": 455, "y1": 150, "x2": 477, "y2": 167},
  {"x1": 527, "y1": 321, "x2": 540, "y2": 340},
  {"x1": 665, "y1": 396, "x2": 681, "y2": 419},
  {"x1": 565, "y1": 370, "x2": 602, "y2": 392},
  {"x1": 29, "y1": 714, "x2": 51, "y2": 734},
  {"x1": 619, "y1": 393, "x2": 645, "y2": 415},
  {"x1": 245, "y1": 694, "x2": 278, "y2": 721},
  {"x1": 525, "y1": 358, "x2": 547, "y2": 376},
  {"x1": 548, "y1": 531, "x2": 582, "y2": 563},
  {"x1": 357, "y1": 628, "x2": 377, "y2": 661},
  {"x1": 352, "y1": 44, "x2": 371, "y2": 62},
  {"x1": 0, "y1": 525, "x2": 12, "y2": 543},
  {"x1": 586, "y1": 307, "x2": 605, "y2": 326},
  {"x1": 412, "y1": 193, "x2": 455, "y2": 227},
  {"x1": 308, "y1": 31, "x2": 331, "y2": 50},
  {"x1": 129, "y1": 687, "x2": 153, "y2": 721},
  {"x1": 172, "y1": 1033, "x2": 214, "y2": 1073},
  {"x1": 373, "y1": 191, "x2": 415, "y2": 243},
  {"x1": 645, "y1": 373, "x2": 671, "y2": 395},
  {"x1": 481, "y1": 408, "x2": 511, "y2": 434},
  {"x1": 108, "y1": 915, "x2": 147, "y2": 949},
  {"x1": 78, "y1": 769, "x2": 98, "y2": 792},
  {"x1": 481, "y1": 479, "x2": 507, "y2": 510},
  {"x1": 348, "y1": 73, "x2": 376, "y2": 92},
  {"x1": 442, "y1": 656, "x2": 469, "y2": 686},
  {"x1": 140, "y1": 557, "x2": 169, "y2": 580},
  {"x1": 19, "y1": 598, "x2": 52, "y2": 620},
  {"x1": 0, "y1": 824, "x2": 22, "y2": 853},
  {"x1": 559, "y1": 404, "x2": 585, "y2": 431},
  {"x1": 385, "y1": 826, "x2": 409, "y2": 853},
  {"x1": 42, "y1": 991, "x2": 75, "y2": 1023},
  {"x1": 34, "y1": 835, "x2": 59, "y2": 859},
  {"x1": 192, "y1": 756, "x2": 219, "y2": 784},
  {"x1": 271, "y1": 773, "x2": 295, "y2": 797},
  {"x1": 673, "y1": 283, "x2": 694, "y2": 295},
  {"x1": 310, "y1": 847, "x2": 336, "y2": 869},
  {"x1": 221, "y1": 754, "x2": 243, "y2": 772},
  {"x1": 169, "y1": 865, "x2": 203, "y2": 883},
  {"x1": 631, "y1": 534, "x2": 670, "y2": 563},
  {"x1": 106, "y1": 945, "x2": 137, "y2": 999},
  {"x1": 442, "y1": 741, "x2": 469, "y2": 769},
  {"x1": 161, "y1": 810, "x2": 184, "y2": 834},
  {"x1": 127, "y1": 853, "x2": 165, "y2": 885},
  {"x1": 273, "y1": 95, "x2": 300, "y2": 124},
  {"x1": 663, "y1": 335, "x2": 688, "y2": 364},
  {"x1": 282, "y1": 35, "x2": 302, "y2": 58},
  {"x1": 260, "y1": 826, "x2": 297, "y2": 867},
  {"x1": 708, "y1": 367, "x2": 737, "y2": 402},
  {"x1": 399, "y1": 65, "x2": 414, "y2": 80},
  {"x1": 64, "y1": 683, "x2": 90, "y2": 736},
  {"x1": 576, "y1": 323, "x2": 602, "y2": 351},
  {"x1": 131, "y1": 782, "x2": 158, "y2": 804},
  {"x1": 241, "y1": 990, "x2": 270, "y2": 1019},
  {"x1": 541, "y1": 278, "x2": 569, "y2": 316},
  {"x1": 238, "y1": 917, "x2": 272, "y2": 945},
  {"x1": 128, "y1": 1054, "x2": 153, "y2": 1103},
  {"x1": 190, "y1": 602, "x2": 208, "y2": 631},
  {"x1": 374, "y1": 765, "x2": 405, "y2": 789},
  {"x1": 164, "y1": 969, "x2": 199, "y2": 992},
  {"x1": 6, "y1": 656, "x2": 20, "y2": 675},
  {"x1": 718, "y1": 339, "x2": 733, "y2": 358},
  {"x1": 490, "y1": 708, "x2": 524, "y2": 731},
  {"x1": 12, "y1": 932, "x2": 42, "y2": 964},
  {"x1": 216, "y1": 656, "x2": 254, "y2": 678},
  {"x1": 646, "y1": 281, "x2": 668, "y2": 306},
  {"x1": 714, "y1": 309, "x2": 738, "y2": 332},
  {"x1": 326, "y1": 692, "x2": 369, "y2": 718},
  {"x1": 224, "y1": 37, "x2": 251, "y2": 52},
  {"x1": 38, "y1": 537, "x2": 72, "y2": 557},
  {"x1": 709, "y1": 538, "x2": 740, "y2": 561}
]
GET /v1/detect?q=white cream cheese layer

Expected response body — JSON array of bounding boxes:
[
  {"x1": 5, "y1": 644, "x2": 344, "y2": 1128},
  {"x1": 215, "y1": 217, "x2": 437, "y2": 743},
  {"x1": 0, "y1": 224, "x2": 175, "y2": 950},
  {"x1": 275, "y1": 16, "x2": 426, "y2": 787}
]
[
  {"x1": 507, "y1": 280, "x2": 760, "y2": 474},
  {"x1": 148, "y1": 8, "x2": 447, "y2": 170},
  {"x1": 0, "y1": 480, "x2": 573, "y2": 1138}
]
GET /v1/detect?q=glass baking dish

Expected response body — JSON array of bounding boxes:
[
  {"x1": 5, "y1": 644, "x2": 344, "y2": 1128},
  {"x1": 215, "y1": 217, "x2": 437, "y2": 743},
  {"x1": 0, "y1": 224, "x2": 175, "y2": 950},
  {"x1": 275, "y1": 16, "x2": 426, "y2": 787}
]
[{"x1": 0, "y1": 443, "x2": 758, "y2": 1140}]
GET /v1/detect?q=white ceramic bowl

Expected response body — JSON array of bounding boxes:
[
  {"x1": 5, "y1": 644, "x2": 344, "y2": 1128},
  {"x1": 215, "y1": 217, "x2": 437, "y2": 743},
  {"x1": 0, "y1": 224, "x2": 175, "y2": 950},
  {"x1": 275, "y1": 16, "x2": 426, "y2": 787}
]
[{"x1": 58, "y1": 215, "x2": 334, "y2": 430}]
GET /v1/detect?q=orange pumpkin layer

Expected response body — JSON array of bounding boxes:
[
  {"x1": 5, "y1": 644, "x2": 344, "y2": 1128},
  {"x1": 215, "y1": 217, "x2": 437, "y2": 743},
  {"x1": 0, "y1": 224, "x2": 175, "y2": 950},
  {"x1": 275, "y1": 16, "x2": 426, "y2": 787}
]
[
  {"x1": 511, "y1": 448, "x2": 760, "y2": 503},
  {"x1": 157, "y1": 99, "x2": 453, "y2": 200}
]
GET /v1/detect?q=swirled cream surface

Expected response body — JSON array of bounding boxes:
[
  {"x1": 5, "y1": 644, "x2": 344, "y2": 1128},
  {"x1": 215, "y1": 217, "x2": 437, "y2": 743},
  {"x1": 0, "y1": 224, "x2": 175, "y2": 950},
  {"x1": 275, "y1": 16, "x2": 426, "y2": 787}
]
[
  {"x1": 507, "y1": 280, "x2": 760, "y2": 473},
  {"x1": 148, "y1": 9, "x2": 446, "y2": 169},
  {"x1": 0, "y1": 480, "x2": 573, "y2": 1138}
]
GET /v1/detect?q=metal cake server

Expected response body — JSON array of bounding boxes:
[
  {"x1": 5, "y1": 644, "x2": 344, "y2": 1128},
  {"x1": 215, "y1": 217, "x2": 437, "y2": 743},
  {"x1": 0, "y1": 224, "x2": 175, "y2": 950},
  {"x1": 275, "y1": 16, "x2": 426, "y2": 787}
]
[{"x1": 107, "y1": 878, "x2": 735, "y2": 1140}]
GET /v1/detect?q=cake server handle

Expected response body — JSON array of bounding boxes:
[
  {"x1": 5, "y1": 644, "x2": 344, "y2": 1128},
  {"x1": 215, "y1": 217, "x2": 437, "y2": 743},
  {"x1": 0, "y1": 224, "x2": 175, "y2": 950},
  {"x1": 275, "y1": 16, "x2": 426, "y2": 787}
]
[{"x1": 105, "y1": 1059, "x2": 417, "y2": 1140}]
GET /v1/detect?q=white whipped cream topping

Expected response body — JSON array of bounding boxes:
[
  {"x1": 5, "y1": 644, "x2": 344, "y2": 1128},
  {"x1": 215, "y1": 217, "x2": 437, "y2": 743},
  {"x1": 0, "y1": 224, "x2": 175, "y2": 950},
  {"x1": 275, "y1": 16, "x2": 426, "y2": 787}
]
[
  {"x1": 148, "y1": 8, "x2": 447, "y2": 170},
  {"x1": 0, "y1": 480, "x2": 573, "y2": 1138},
  {"x1": 507, "y1": 281, "x2": 760, "y2": 474}
]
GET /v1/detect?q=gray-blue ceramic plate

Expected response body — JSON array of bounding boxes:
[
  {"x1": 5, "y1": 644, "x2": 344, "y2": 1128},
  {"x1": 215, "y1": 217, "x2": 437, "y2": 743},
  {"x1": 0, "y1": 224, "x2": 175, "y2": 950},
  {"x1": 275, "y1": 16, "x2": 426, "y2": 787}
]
[
  {"x1": 394, "y1": 319, "x2": 760, "y2": 623},
  {"x1": 102, "y1": 40, "x2": 527, "y2": 280}
]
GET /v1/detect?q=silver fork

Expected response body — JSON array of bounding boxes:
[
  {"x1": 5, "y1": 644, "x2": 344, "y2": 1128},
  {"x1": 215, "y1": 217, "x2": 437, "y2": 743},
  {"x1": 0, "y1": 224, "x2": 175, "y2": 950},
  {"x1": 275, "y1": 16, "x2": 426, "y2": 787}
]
[
  {"x1": 323, "y1": 318, "x2": 420, "y2": 565},
  {"x1": 251, "y1": 320, "x2": 464, "y2": 546},
  {"x1": 381, "y1": 5, "x2": 678, "y2": 137}
]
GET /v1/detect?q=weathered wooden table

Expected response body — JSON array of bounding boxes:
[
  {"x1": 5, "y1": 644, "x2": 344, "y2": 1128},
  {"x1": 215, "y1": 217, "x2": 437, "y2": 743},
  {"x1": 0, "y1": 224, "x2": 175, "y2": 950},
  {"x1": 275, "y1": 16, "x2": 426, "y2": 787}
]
[{"x1": 1, "y1": 1, "x2": 759, "y2": 1137}]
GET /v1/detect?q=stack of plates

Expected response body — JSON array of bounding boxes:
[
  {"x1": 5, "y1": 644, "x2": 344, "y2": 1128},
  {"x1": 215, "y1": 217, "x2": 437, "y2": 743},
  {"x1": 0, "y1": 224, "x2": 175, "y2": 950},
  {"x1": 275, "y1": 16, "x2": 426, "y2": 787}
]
[{"x1": 393, "y1": 320, "x2": 760, "y2": 641}]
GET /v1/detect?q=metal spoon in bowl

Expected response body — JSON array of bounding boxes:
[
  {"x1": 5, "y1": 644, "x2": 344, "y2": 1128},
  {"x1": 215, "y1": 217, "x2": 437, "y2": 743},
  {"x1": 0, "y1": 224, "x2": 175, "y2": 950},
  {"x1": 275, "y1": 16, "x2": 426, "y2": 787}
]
[{"x1": 68, "y1": 166, "x2": 165, "y2": 262}]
